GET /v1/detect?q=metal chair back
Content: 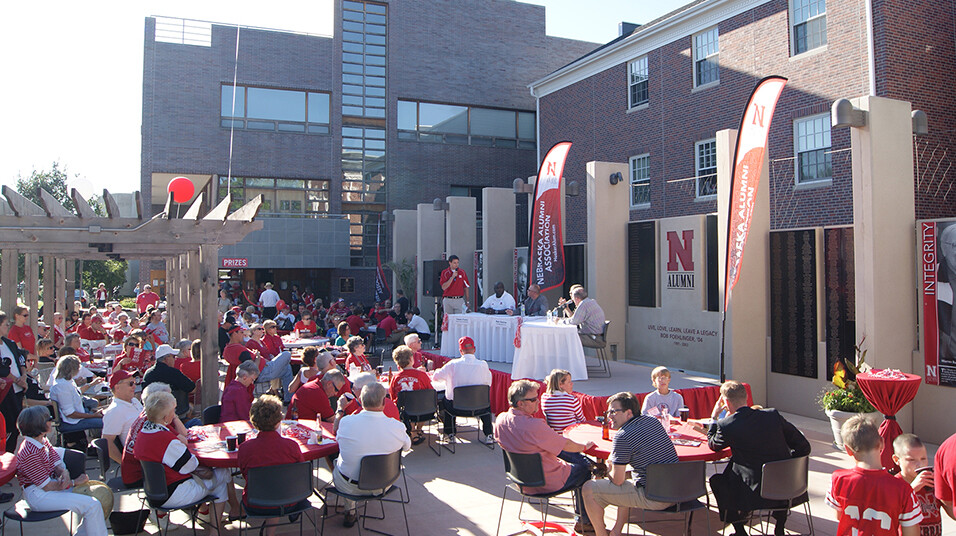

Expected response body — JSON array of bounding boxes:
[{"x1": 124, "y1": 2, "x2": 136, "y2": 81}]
[
  {"x1": 397, "y1": 388, "x2": 437, "y2": 418},
  {"x1": 760, "y1": 455, "x2": 809, "y2": 502},
  {"x1": 140, "y1": 460, "x2": 171, "y2": 506},
  {"x1": 357, "y1": 449, "x2": 403, "y2": 491},
  {"x1": 91, "y1": 437, "x2": 111, "y2": 475},
  {"x1": 202, "y1": 404, "x2": 221, "y2": 425},
  {"x1": 247, "y1": 461, "x2": 312, "y2": 508},
  {"x1": 645, "y1": 461, "x2": 706, "y2": 503},
  {"x1": 62, "y1": 448, "x2": 86, "y2": 480},
  {"x1": 501, "y1": 450, "x2": 546, "y2": 489},
  {"x1": 452, "y1": 385, "x2": 491, "y2": 414}
]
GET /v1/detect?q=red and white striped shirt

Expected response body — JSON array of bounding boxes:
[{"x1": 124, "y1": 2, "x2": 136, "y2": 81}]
[
  {"x1": 16, "y1": 436, "x2": 62, "y2": 488},
  {"x1": 541, "y1": 391, "x2": 585, "y2": 432}
]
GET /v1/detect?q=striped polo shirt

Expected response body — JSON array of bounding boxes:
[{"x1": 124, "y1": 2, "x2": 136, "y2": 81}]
[{"x1": 611, "y1": 414, "x2": 678, "y2": 488}]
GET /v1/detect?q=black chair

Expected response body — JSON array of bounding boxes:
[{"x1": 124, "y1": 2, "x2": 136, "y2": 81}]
[
  {"x1": 202, "y1": 404, "x2": 221, "y2": 425},
  {"x1": 442, "y1": 385, "x2": 494, "y2": 454},
  {"x1": 742, "y1": 455, "x2": 814, "y2": 536},
  {"x1": 369, "y1": 328, "x2": 388, "y2": 355},
  {"x1": 92, "y1": 437, "x2": 139, "y2": 492},
  {"x1": 2, "y1": 448, "x2": 86, "y2": 535},
  {"x1": 495, "y1": 450, "x2": 584, "y2": 536},
  {"x1": 241, "y1": 461, "x2": 315, "y2": 536},
  {"x1": 138, "y1": 460, "x2": 219, "y2": 536},
  {"x1": 634, "y1": 461, "x2": 711, "y2": 536},
  {"x1": 396, "y1": 388, "x2": 440, "y2": 456},
  {"x1": 584, "y1": 320, "x2": 611, "y2": 377},
  {"x1": 321, "y1": 450, "x2": 409, "y2": 536}
]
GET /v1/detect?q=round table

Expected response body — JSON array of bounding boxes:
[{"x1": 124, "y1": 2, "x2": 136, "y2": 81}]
[
  {"x1": 563, "y1": 421, "x2": 730, "y2": 462},
  {"x1": 186, "y1": 420, "x2": 338, "y2": 468},
  {"x1": 0, "y1": 452, "x2": 18, "y2": 486},
  {"x1": 855, "y1": 370, "x2": 922, "y2": 471},
  {"x1": 281, "y1": 336, "x2": 330, "y2": 349}
]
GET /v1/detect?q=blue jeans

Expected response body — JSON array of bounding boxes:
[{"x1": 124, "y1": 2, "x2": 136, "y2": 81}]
[
  {"x1": 256, "y1": 351, "x2": 294, "y2": 402},
  {"x1": 558, "y1": 451, "x2": 592, "y2": 523},
  {"x1": 59, "y1": 417, "x2": 103, "y2": 433}
]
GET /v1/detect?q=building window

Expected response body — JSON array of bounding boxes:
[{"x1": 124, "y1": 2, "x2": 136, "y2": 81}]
[
  {"x1": 221, "y1": 85, "x2": 330, "y2": 134},
  {"x1": 693, "y1": 27, "x2": 719, "y2": 88},
  {"x1": 216, "y1": 176, "x2": 330, "y2": 214},
  {"x1": 794, "y1": 114, "x2": 832, "y2": 184},
  {"x1": 629, "y1": 154, "x2": 650, "y2": 207},
  {"x1": 397, "y1": 100, "x2": 535, "y2": 150},
  {"x1": 791, "y1": 0, "x2": 826, "y2": 55},
  {"x1": 341, "y1": 0, "x2": 387, "y2": 118},
  {"x1": 628, "y1": 56, "x2": 648, "y2": 108},
  {"x1": 695, "y1": 139, "x2": 717, "y2": 198}
]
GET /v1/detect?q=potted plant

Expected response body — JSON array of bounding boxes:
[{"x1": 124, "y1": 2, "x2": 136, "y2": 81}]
[{"x1": 819, "y1": 338, "x2": 880, "y2": 449}]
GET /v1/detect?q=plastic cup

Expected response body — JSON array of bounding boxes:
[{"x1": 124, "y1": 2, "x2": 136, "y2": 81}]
[
  {"x1": 226, "y1": 436, "x2": 238, "y2": 451},
  {"x1": 679, "y1": 408, "x2": 690, "y2": 422},
  {"x1": 237, "y1": 432, "x2": 247, "y2": 445}
]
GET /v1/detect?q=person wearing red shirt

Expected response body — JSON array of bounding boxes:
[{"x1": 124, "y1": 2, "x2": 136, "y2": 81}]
[
  {"x1": 78, "y1": 316, "x2": 108, "y2": 342},
  {"x1": 112, "y1": 337, "x2": 147, "y2": 374},
  {"x1": 222, "y1": 325, "x2": 248, "y2": 387},
  {"x1": 345, "y1": 308, "x2": 366, "y2": 338},
  {"x1": 135, "y1": 284, "x2": 161, "y2": 315},
  {"x1": 377, "y1": 312, "x2": 406, "y2": 347},
  {"x1": 403, "y1": 333, "x2": 427, "y2": 369},
  {"x1": 288, "y1": 370, "x2": 345, "y2": 422},
  {"x1": 51, "y1": 312, "x2": 66, "y2": 349},
  {"x1": 245, "y1": 325, "x2": 274, "y2": 359},
  {"x1": 177, "y1": 340, "x2": 202, "y2": 383},
  {"x1": 343, "y1": 336, "x2": 372, "y2": 372},
  {"x1": 294, "y1": 312, "x2": 318, "y2": 338},
  {"x1": 7, "y1": 306, "x2": 36, "y2": 355},
  {"x1": 261, "y1": 320, "x2": 285, "y2": 357},
  {"x1": 439, "y1": 255, "x2": 470, "y2": 314},
  {"x1": 334, "y1": 373, "x2": 401, "y2": 436},
  {"x1": 238, "y1": 395, "x2": 306, "y2": 535},
  {"x1": 389, "y1": 346, "x2": 433, "y2": 444},
  {"x1": 221, "y1": 361, "x2": 258, "y2": 422}
]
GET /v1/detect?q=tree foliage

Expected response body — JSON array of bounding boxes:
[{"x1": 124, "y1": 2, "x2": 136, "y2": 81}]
[
  {"x1": 16, "y1": 161, "x2": 75, "y2": 212},
  {"x1": 81, "y1": 259, "x2": 127, "y2": 295}
]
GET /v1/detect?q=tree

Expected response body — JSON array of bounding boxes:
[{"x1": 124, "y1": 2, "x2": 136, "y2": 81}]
[
  {"x1": 15, "y1": 161, "x2": 75, "y2": 212},
  {"x1": 81, "y1": 259, "x2": 127, "y2": 296}
]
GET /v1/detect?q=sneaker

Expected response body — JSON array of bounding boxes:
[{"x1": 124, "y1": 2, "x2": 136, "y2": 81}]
[
  {"x1": 482, "y1": 435, "x2": 496, "y2": 445},
  {"x1": 0, "y1": 492, "x2": 12, "y2": 504},
  {"x1": 343, "y1": 511, "x2": 358, "y2": 528}
]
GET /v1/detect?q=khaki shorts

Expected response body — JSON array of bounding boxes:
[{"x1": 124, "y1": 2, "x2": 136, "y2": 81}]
[{"x1": 586, "y1": 479, "x2": 672, "y2": 511}]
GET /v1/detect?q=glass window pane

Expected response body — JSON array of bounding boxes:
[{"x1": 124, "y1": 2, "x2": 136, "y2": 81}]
[
  {"x1": 221, "y1": 86, "x2": 244, "y2": 117},
  {"x1": 365, "y1": 86, "x2": 385, "y2": 97},
  {"x1": 343, "y1": 74, "x2": 363, "y2": 84},
  {"x1": 221, "y1": 119, "x2": 243, "y2": 128},
  {"x1": 365, "y1": 75, "x2": 385, "y2": 87},
  {"x1": 247, "y1": 120, "x2": 276, "y2": 130},
  {"x1": 366, "y1": 23, "x2": 386, "y2": 35},
  {"x1": 342, "y1": 31, "x2": 364, "y2": 43},
  {"x1": 366, "y1": 65, "x2": 385, "y2": 76},
  {"x1": 342, "y1": 10, "x2": 364, "y2": 21},
  {"x1": 471, "y1": 108, "x2": 516, "y2": 138},
  {"x1": 308, "y1": 125, "x2": 329, "y2": 134},
  {"x1": 518, "y1": 112, "x2": 535, "y2": 139},
  {"x1": 365, "y1": 97, "x2": 385, "y2": 108},
  {"x1": 365, "y1": 33, "x2": 386, "y2": 45},
  {"x1": 367, "y1": 13, "x2": 386, "y2": 24},
  {"x1": 343, "y1": 95, "x2": 364, "y2": 106},
  {"x1": 246, "y1": 88, "x2": 305, "y2": 121},
  {"x1": 365, "y1": 3, "x2": 386, "y2": 15},
  {"x1": 365, "y1": 128, "x2": 385, "y2": 139},
  {"x1": 276, "y1": 179, "x2": 305, "y2": 189},
  {"x1": 343, "y1": 52, "x2": 364, "y2": 63},
  {"x1": 308, "y1": 93, "x2": 329, "y2": 124},
  {"x1": 246, "y1": 178, "x2": 273, "y2": 187},
  {"x1": 343, "y1": 62, "x2": 363, "y2": 74},
  {"x1": 277, "y1": 123, "x2": 305, "y2": 132},
  {"x1": 343, "y1": 42, "x2": 363, "y2": 53},
  {"x1": 398, "y1": 101, "x2": 417, "y2": 130},
  {"x1": 366, "y1": 45, "x2": 386, "y2": 55},
  {"x1": 342, "y1": 20, "x2": 364, "y2": 32},
  {"x1": 366, "y1": 55, "x2": 386, "y2": 66},
  {"x1": 419, "y1": 103, "x2": 467, "y2": 134}
]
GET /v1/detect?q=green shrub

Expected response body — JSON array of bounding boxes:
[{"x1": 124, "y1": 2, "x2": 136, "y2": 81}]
[{"x1": 818, "y1": 382, "x2": 876, "y2": 413}]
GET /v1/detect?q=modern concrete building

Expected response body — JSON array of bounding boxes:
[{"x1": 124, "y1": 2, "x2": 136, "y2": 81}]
[{"x1": 140, "y1": 0, "x2": 596, "y2": 304}]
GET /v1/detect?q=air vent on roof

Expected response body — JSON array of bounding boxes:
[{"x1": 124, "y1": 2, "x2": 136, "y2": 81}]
[{"x1": 154, "y1": 17, "x2": 212, "y2": 47}]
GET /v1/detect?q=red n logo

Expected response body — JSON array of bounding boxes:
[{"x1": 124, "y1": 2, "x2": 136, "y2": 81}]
[
  {"x1": 546, "y1": 162, "x2": 556, "y2": 176},
  {"x1": 666, "y1": 230, "x2": 694, "y2": 271},
  {"x1": 751, "y1": 103, "x2": 766, "y2": 127}
]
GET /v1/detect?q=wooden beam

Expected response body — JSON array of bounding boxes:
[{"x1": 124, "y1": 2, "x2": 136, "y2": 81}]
[
  {"x1": 182, "y1": 192, "x2": 205, "y2": 221},
  {"x1": 25, "y1": 254, "x2": 39, "y2": 341},
  {"x1": 65, "y1": 260, "x2": 76, "y2": 312},
  {"x1": 38, "y1": 189, "x2": 73, "y2": 219},
  {"x1": 71, "y1": 189, "x2": 98, "y2": 219},
  {"x1": 165, "y1": 258, "x2": 177, "y2": 340},
  {"x1": 226, "y1": 194, "x2": 263, "y2": 222},
  {"x1": 134, "y1": 192, "x2": 144, "y2": 220},
  {"x1": 43, "y1": 255, "x2": 55, "y2": 326},
  {"x1": 178, "y1": 253, "x2": 190, "y2": 340},
  {"x1": 2, "y1": 186, "x2": 46, "y2": 217},
  {"x1": 186, "y1": 249, "x2": 201, "y2": 340},
  {"x1": 1, "y1": 249, "x2": 17, "y2": 314},
  {"x1": 0, "y1": 217, "x2": 263, "y2": 247},
  {"x1": 203, "y1": 194, "x2": 230, "y2": 221},
  {"x1": 199, "y1": 244, "x2": 221, "y2": 410},
  {"x1": 102, "y1": 190, "x2": 121, "y2": 219},
  {"x1": 55, "y1": 258, "x2": 66, "y2": 323},
  {"x1": 162, "y1": 192, "x2": 174, "y2": 220}
]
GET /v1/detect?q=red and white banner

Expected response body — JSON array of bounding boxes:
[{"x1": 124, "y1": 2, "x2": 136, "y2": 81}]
[
  {"x1": 529, "y1": 141, "x2": 572, "y2": 292},
  {"x1": 922, "y1": 220, "x2": 956, "y2": 387},
  {"x1": 724, "y1": 76, "x2": 787, "y2": 311},
  {"x1": 922, "y1": 222, "x2": 940, "y2": 385}
]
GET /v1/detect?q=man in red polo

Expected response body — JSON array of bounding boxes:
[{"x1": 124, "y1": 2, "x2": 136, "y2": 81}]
[
  {"x1": 136, "y1": 284, "x2": 161, "y2": 315},
  {"x1": 289, "y1": 369, "x2": 345, "y2": 422},
  {"x1": 440, "y1": 255, "x2": 470, "y2": 314},
  {"x1": 222, "y1": 325, "x2": 248, "y2": 387}
]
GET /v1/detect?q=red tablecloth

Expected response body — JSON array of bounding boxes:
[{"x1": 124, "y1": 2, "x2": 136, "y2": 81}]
[
  {"x1": 855, "y1": 370, "x2": 922, "y2": 471},
  {"x1": 563, "y1": 421, "x2": 730, "y2": 462},
  {"x1": 187, "y1": 420, "x2": 338, "y2": 468},
  {"x1": 0, "y1": 452, "x2": 17, "y2": 486}
]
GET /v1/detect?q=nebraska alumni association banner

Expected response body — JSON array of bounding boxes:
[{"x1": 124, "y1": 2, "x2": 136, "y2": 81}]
[
  {"x1": 529, "y1": 141, "x2": 572, "y2": 292},
  {"x1": 921, "y1": 219, "x2": 956, "y2": 387}
]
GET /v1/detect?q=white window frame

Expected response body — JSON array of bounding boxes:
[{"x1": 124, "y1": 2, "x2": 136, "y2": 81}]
[
  {"x1": 793, "y1": 113, "x2": 832, "y2": 185},
  {"x1": 790, "y1": 0, "x2": 827, "y2": 56},
  {"x1": 628, "y1": 56, "x2": 649, "y2": 109},
  {"x1": 692, "y1": 27, "x2": 719, "y2": 89},
  {"x1": 695, "y1": 139, "x2": 718, "y2": 199},
  {"x1": 629, "y1": 154, "x2": 651, "y2": 208}
]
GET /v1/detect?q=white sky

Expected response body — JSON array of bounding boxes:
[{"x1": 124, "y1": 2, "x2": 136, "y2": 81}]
[{"x1": 0, "y1": 0, "x2": 687, "y2": 196}]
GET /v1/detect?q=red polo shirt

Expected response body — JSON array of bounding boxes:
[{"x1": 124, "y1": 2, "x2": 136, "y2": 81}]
[
  {"x1": 263, "y1": 334, "x2": 285, "y2": 356},
  {"x1": 388, "y1": 368, "x2": 433, "y2": 401},
  {"x1": 7, "y1": 325, "x2": 35, "y2": 354},
  {"x1": 222, "y1": 342, "x2": 247, "y2": 387},
  {"x1": 289, "y1": 380, "x2": 334, "y2": 421},
  {"x1": 294, "y1": 321, "x2": 317, "y2": 337},
  {"x1": 78, "y1": 324, "x2": 107, "y2": 341},
  {"x1": 440, "y1": 267, "x2": 469, "y2": 297},
  {"x1": 136, "y1": 291, "x2": 160, "y2": 314},
  {"x1": 221, "y1": 381, "x2": 253, "y2": 422},
  {"x1": 237, "y1": 430, "x2": 304, "y2": 505},
  {"x1": 345, "y1": 353, "x2": 371, "y2": 372},
  {"x1": 346, "y1": 315, "x2": 366, "y2": 336},
  {"x1": 378, "y1": 316, "x2": 398, "y2": 337},
  {"x1": 344, "y1": 397, "x2": 401, "y2": 421}
]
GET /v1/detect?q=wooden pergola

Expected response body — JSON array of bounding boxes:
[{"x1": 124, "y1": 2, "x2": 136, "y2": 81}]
[{"x1": 0, "y1": 185, "x2": 263, "y2": 408}]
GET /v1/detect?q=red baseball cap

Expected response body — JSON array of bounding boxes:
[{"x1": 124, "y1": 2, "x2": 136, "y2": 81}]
[
  {"x1": 227, "y1": 325, "x2": 244, "y2": 335},
  {"x1": 458, "y1": 336, "x2": 475, "y2": 352},
  {"x1": 109, "y1": 370, "x2": 133, "y2": 390}
]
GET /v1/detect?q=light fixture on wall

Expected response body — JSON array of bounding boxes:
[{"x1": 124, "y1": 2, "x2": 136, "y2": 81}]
[
  {"x1": 432, "y1": 198, "x2": 449, "y2": 211},
  {"x1": 513, "y1": 178, "x2": 534, "y2": 194},
  {"x1": 380, "y1": 210, "x2": 395, "y2": 222},
  {"x1": 609, "y1": 172, "x2": 623, "y2": 185},
  {"x1": 912, "y1": 110, "x2": 928, "y2": 136},
  {"x1": 566, "y1": 181, "x2": 580, "y2": 197},
  {"x1": 831, "y1": 98, "x2": 866, "y2": 128}
]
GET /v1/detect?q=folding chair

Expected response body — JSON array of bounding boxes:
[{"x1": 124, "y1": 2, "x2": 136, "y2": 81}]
[
  {"x1": 91, "y1": 437, "x2": 133, "y2": 492},
  {"x1": 584, "y1": 320, "x2": 611, "y2": 377},
  {"x1": 321, "y1": 450, "x2": 409, "y2": 536},
  {"x1": 2, "y1": 448, "x2": 85, "y2": 536},
  {"x1": 442, "y1": 385, "x2": 494, "y2": 454},
  {"x1": 202, "y1": 404, "x2": 222, "y2": 425},
  {"x1": 743, "y1": 455, "x2": 814, "y2": 536},
  {"x1": 241, "y1": 461, "x2": 315, "y2": 536},
  {"x1": 397, "y1": 388, "x2": 440, "y2": 456},
  {"x1": 635, "y1": 461, "x2": 711, "y2": 536},
  {"x1": 495, "y1": 450, "x2": 584, "y2": 536},
  {"x1": 138, "y1": 460, "x2": 219, "y2": 536}
]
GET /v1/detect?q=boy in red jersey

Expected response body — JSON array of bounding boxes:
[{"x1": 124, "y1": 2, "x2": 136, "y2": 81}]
[{"x1": 826, "y1": 415, "x2": 922, "y2": 536}]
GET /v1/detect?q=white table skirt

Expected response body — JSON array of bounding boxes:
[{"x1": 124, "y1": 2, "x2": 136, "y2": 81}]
[
  {"x1": 282, "y1": 336, "x2": 330, "y2": 349},
  {"x1": 440, "y1": 314, "x2": 519, "y2": 362},
  {"x1": 511, "y1": 319, "x2": 588, "y2": 381}
]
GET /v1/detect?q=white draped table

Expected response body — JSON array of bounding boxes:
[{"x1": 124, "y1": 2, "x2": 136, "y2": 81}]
[{"x1": 440, "y1": 313, "x2": 519, "y2": 362}]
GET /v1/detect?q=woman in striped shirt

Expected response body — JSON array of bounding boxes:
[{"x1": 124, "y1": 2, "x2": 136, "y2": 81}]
[
  {"x1": 541, "y1": 369, "x2": 586, "y2": 432},
  {"x1": 15, "y1": 406, "x2": 108, "y2": 536}
]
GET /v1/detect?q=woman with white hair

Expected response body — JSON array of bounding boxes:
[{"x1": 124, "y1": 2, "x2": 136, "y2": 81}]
[
  {"x1": 333, "y1": 372, "x2": 401, "y2": 433},
  {"x1": 133, "y1": 391, "x2": 240, "y2": 529},
  {"x1": 221, "y1": 360, "x2": 259, "y2": 422},
  {"x1": 49, "y1": 356, "x2": 104, "y2": 437}
]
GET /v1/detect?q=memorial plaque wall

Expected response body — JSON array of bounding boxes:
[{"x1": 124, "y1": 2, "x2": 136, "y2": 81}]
[
  {"x1": 770, "y1": 230, "x2": 818, "y2": 377},
  {"x1": 628, "y1": 221, "x2": 657, "y2": 307},
  {"x1": 824, "y1": 227, "x2": 855, "y2": 381}
]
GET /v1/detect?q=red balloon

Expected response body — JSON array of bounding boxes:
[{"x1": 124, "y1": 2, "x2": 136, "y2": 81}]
[
  {"x1": 276, "y1": 300, "x2": 287, "y2": 312},
  {"x1": 167, "y1": 176, "x2": 195, "y2": 203}
]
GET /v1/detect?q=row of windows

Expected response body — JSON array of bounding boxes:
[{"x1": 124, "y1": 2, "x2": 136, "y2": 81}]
[
  {"x1": 221, "y1": 85, "x2": 330, "y2": 134},
  {"x1": 342, "y1": 0, "x2": 386, "y2": 119},
  {"x1": 627, "y1": 0, "x2": 827, "y2": 108},
  {"x1": 216, "y1": 176, "x2": 331, "y2": 214},
  {"x1": 628, "y1": 113, "x2": 832, "y2": 207},
  {"x1": 398, "y1": 100, "x2": 536, "y2": 150}
]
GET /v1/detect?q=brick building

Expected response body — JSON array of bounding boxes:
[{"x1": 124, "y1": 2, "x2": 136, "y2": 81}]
[{"x1": 140, "y1": 0, "x2": 595, "y2": 304}]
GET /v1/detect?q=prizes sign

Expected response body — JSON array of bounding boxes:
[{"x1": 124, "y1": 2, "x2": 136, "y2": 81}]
[
  {"x1": 529, "y1": 141, "x2": 572, "y2": 292},
  {"x1": 222, "y1": 258, "x2": 248, "y2": 268}
]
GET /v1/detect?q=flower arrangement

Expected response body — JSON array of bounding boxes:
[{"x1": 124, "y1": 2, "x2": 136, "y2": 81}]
[{"x1": 818, "y1": 338, "x2": 876, "y2": 413}]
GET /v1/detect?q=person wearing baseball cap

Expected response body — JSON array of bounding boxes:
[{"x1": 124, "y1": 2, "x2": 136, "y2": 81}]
[
  {"x1": 102, "y1": 370, "x2": 143, "y2": 464},
  {"x1": 142, "y1": 344, "x2": 195, "y2": 421},
  {"x1": 433, "y1": 336, "x2": 494, "y2": 443},
  {"x1": 222, "y1": 325, "x2": 249, "y2": 387}
]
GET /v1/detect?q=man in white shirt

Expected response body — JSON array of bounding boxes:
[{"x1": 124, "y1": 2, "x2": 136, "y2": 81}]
[
  {"x1": 102, "y1": 370, "x2": 144, "y2": 464},
  {"x1": 479, "y1": 281, "x2": 517, "y2": 315},
  {"x1": 433, "y1": 336, "x2": 494, "y2": 443},
  {"x1": 258, "y1": 282, "x2": 281, "y2": 320},
  {"x1": 404, "y1": 308, "x2": 431, "y2": 342},
  {"x1": 333, "y1": 381, "x2": 411, "y2": 527}
]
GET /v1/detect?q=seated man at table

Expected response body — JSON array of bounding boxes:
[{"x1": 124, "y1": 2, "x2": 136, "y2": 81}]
[
  {"x1": 403, "y1": 333, "x2": 427, "y2": 369},
  {"x1": 289, "y1": 369, "x2": 345, "y2": 422},
  {"x1": 221, "y1": 361, "x2": 259, "y2": 423},
  {"x1": 377, "y1": 311, "x2": 406, "y2": 347},
  {"x1": 333, "y1": 372, "x2": 401, "y2": 434},
  {"x1": 333, "y1": 381, "x2": 412, "y2": 527},
  {"x1": 479, "y1": 281, "x2": 517, "y2": 315},
  {"x1": 102, "y1": 370, "x2": 142, "y2": 464},
  {"x1": 390, "y1": 346, "x2": 433, "y2": 443},
  {"x1": 522, "y1": 284, "x2": 549, "y2": 317},
  {"x1": 404, "y1": 308, "x2": 431, "y2": 342},
  {"x1": 433, "y1": 336, "x2": 494, "y2": 444},
  {"x1": 496, "y1": 379, "x2": 595, "y2": 532},
  {"x1": 559, "y1": 286, "x2": 606, "y2": 349},
  {"x1": 704, "y1": 381, "x2": 810, "y2": 536},
  {"x1": 142, "y1": 344, "x2": 197, "y2": 423},
  {"x1": 238, "y1": 394, "x2": 307, "y2": 536},
  {"x1": 582, "y1": 392, "x2": 678, "y2": 536}
]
